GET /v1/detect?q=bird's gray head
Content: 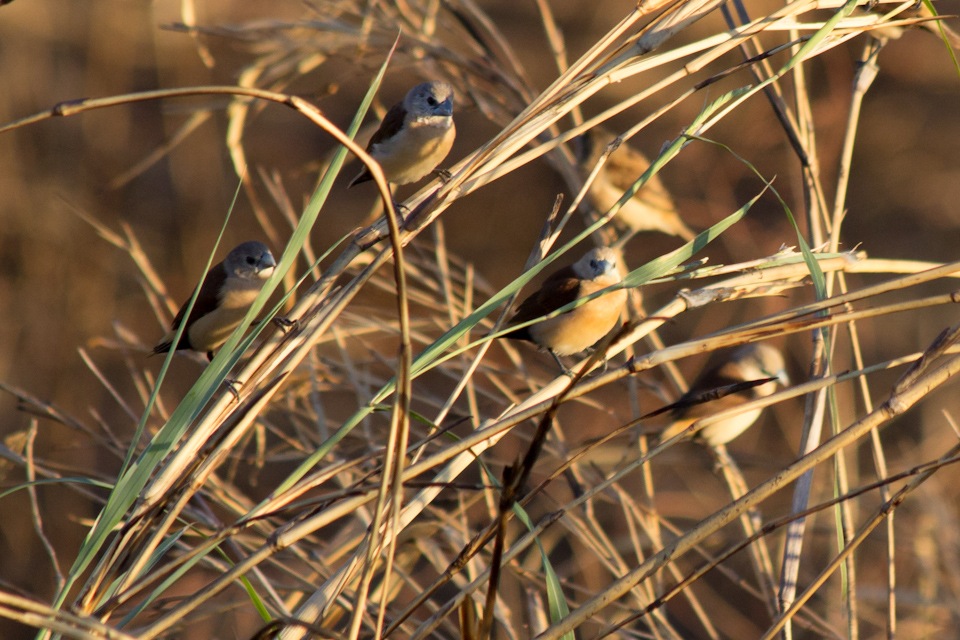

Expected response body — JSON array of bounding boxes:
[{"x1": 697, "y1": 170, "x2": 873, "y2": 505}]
[
  {"x1": 225, "y1": 241, "x2": 276, "y2": 280},
  {"x1": 405, "y1": 81, "x2": 455, "y2": 120},
  {"x1": 737, "y1": 343, "x2": 789, "y2": 387},
  {"x1": 574, "y1": 246, "x2": 621, "y2": 281}
]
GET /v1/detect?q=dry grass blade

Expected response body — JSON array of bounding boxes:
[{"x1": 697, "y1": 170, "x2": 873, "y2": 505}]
[
  {"x1": 2, "y1": 0, "x2": 960, "y2": 638},
  {"x1": 539, "y1": 330, "x2": 960, "y2": 639}
]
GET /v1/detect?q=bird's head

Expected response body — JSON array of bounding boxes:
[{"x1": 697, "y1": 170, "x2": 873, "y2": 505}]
[
  {"x1": 407, "y1": 81, "x2": 454, "y2": 120},
  {"x1": 226, "y1": 241, "x2": 276, "y2": 280},
  {"x1": 738, "y1": 343, "x2": 790, "y2": 391},
  {"x1": 574, "y1": 246, "x2": 622, "y2": 282}
]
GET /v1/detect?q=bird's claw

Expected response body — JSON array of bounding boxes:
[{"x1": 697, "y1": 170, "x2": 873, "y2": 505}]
[
  {"x1": 273, "y1": 316, "x2": 298, "y2": 333},
  {"x1": 549, "y1": 351, "x2": 575, "y2": 377},
  {"x1": 224, "y1": 379, "x2": 241, "y2": 403}
]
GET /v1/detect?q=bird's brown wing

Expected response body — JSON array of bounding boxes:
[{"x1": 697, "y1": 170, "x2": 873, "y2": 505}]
[
  {"x1": 673, "y1": 358, "x2": 762, "y2": 420},
  {"x1": 367, "y1": 102, "x2": 408, "y2": 149},
  {"x1": 155, "y1": 261, "x2": 228, "y2": 353},
  {"x1": 504, "y1": 266, "x2": 582, "y2": 342},
  {"x1": 602, "y1": 142, "x2": 650, "y2": 190},
  {"x1": 604, "y1": 143, "x2": 679, "y2": 213},
  {"x1": 348, "y1": 102, "x2": 408, "y2": 187}
]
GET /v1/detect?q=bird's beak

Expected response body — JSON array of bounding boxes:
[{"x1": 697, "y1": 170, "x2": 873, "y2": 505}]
[
  {"x1": 258, "y1": 253, "x2": 277, "y2": 277},
  {"x1": 437, "y1": 97, "x2": 453, "y2": 117}
]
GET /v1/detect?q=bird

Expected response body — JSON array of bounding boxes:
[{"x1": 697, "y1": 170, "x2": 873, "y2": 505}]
[
  {"x1": 573, "y1": 126, "x2": 695, "y2": 241},
  {"x1": 863, "y1": 2, "x2": 960, "y2": 49},
  {"x1": 153, "y1": 241, "x2": 277, "y2": 361},
  {"x1": 348, "y1": 81, "x2": 456, "y2": 189},
  {"x1": 660, "y1": 343, "x2": 789, "y2": 447},
  {"x1": 502, "y1": 246, "x2": 627, "y2": 373}
]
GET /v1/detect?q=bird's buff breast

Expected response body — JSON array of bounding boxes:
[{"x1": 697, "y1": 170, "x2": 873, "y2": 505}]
[
  {"x1": 591, "y1": 179, "x2": 679, "y2": 235},
  {"x1": 697, "y1": 408, "x2": 764, "y2": 447},
  {"x1": 530, "y1": 286, "x2": 626, "y2": 356},
  {"x1": 187, "y1": 285, "x2": 261, "y2": 352},
  {"x1": 373, "y1": 121, "x2": 455, "y2": 184}
]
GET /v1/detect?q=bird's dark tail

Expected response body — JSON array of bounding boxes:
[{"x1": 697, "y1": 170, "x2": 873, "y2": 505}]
[
  {"x1": 150, "y1": 341, "x2": 173, "y2": 357},
  {"x1": 347, "y1": 169, "x2": 373, "y2": 188},
  {"x1": 501, "y1": 325, "x2": 532, "y2": 343}
]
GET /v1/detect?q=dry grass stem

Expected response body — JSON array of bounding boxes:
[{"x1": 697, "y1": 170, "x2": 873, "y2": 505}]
[{"x1": 2, "y1": 0, "x2": 960, "y2": 638}]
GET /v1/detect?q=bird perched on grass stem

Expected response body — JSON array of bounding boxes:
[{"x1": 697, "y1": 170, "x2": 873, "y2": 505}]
[
  {"x1": 153, "y1": 241, "x2": 277, "y2": 361},
  {"x1": 660, "y1": 343, "x2": 789, "y2": 446},
  {"x1": 574, "y1": 126, "x2": 695, "y2": 242},
  {"x1": 503, "y1": 247, "x2": 627, "y2": 374},
  {"x1": 348, "y1": 81, "x2": 456, "y2": 190},
  {"x1": 864, "y1": 2, "x2": 960, "y2": 48}
]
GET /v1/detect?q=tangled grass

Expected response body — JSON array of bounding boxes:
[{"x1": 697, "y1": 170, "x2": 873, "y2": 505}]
[{"x1": 2, "y1": 0, "x2": 960, "y2": 638}]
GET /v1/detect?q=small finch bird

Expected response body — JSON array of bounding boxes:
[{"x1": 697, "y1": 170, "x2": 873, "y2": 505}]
[
  {"x1": 348, "y1": 81, "x2": 456, "y2": 188},
  {"x1": 574, "y1": 126, "x2": 695, "y2": 241},
  {"x1": 863, "y1": 2, "x2": 960, "y2": 48},
  {"x1": 503, "y1": 247, "x2": 627, "y2": 373},
  {"x1": 153, "y1": 241, "x2": 277, "y2": 361},
  {"x1": 660, "y1": 343, "x2": 789, "y2": 446}
]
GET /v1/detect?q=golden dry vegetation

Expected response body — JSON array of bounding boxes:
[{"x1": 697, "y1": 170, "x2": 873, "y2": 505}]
[{"x1": 1, "y1": 0, "x2": 960, "y2": 638}]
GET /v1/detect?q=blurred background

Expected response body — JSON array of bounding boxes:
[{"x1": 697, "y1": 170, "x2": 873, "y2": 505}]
[{"x1": 1, "y1": 0, "x2": 959, "y2": 637}]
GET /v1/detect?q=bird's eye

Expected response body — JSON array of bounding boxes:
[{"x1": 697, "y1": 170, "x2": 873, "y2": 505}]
[
  {"x1": 590, "y1": 260, "x2": 599, "y2": 269},
  {"x1": 246, "y1": 256, "x2": 257, "y2": 265},
  {"x1": 427, "y1": 97, "x2": 438, "y2": 106}
]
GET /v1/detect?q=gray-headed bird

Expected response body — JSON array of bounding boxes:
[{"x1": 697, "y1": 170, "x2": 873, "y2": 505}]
[
  {"x1": 153, "y1": 241, "x2": 277, "y2": 361},
  {"x1": 503, "y1": 247, "x2": 627, "y2": 373},
  {"x1": 660, "y1": 343, "x2": 789, "y2": 446},
  {"x1": 348, "y1": 81, "x2": 456, "y2": 188},
  {"x1": 863, "y1": 3, "x2": 960, "y2": 48},
  {"x1": 574, "y1": 126, "x2": 695, "y2": 241}
]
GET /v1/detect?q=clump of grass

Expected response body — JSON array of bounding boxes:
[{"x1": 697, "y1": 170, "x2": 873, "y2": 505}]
[{"x1": 2, "y1": 1, "x2": 960, "y2": 639}]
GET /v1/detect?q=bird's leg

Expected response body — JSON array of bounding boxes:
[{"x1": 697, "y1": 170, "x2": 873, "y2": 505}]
[
  {"x1": 570, "y1": 348, "x2": 610, "y2": 377},
  {"x1": 205, "y1": 349, "x2": 241, "y2": 401},
  {"x1": 548, "y1": 350, "x2": 574, "y2": 377},
  {"x1": 432, "y1": 168, "x2": 453, "y2": 183},
  {"x1": 273, "y1": 316, "x2": 298, "y2": 333},
  {"x1": 383, "y1": 184, "x2": 406, "y2": 214},
  {"x1": 582, "y1": 346, "x2": 611, "y2": 375},
  {"x1": 223, "y1": 379, "x2": 241, "y2": 403},
  {"x1": 392, "y1": 200, "x2": 409, "y2": 221},
  {"x1": 709, "y1": 443, "x2": 735, "y2": 473},
  {"x1": 384, "y1": 184, "x2": 411, "y2": 228}
]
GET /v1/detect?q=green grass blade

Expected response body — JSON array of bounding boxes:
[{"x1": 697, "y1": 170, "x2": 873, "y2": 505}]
[{"x1": 262, "y1": 85, "x2": 758, "y2": 500}]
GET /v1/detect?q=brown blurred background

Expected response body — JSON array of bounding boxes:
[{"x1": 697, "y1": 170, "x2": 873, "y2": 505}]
[{"x1": 1, "y1": 0, "x2": 959, "y2": 637}]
